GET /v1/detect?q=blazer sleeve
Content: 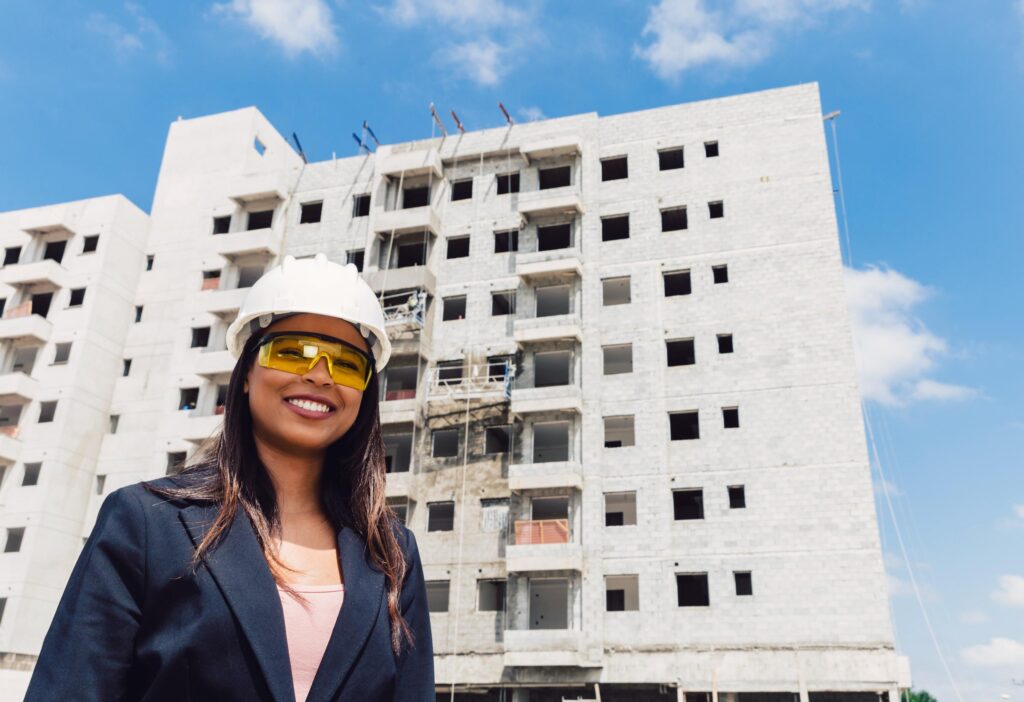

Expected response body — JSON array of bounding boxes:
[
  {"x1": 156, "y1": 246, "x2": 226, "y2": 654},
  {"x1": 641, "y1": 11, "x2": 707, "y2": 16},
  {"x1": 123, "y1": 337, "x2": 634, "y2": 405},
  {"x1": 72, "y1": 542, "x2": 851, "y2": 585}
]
[
  {"x1": 25, "y1": 486, "x2": 148, "y2": 702},
  {"x1": 392, "y1": 526, "x2": 435, "y2": 701}
]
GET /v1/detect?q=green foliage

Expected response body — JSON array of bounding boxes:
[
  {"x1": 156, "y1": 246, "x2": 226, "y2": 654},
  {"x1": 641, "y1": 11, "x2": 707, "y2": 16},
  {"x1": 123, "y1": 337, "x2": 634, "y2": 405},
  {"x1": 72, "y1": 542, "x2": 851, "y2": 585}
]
[{"x1": 905, "y1": 690, "x2": 938, "y2": 702}]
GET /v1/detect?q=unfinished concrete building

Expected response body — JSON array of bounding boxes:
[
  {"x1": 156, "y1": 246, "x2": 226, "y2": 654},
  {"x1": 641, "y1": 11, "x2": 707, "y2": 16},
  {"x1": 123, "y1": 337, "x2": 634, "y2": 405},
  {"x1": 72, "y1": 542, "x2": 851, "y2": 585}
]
[{"x1": 0, "y1": 83, "x2": 910, "y2": 701}]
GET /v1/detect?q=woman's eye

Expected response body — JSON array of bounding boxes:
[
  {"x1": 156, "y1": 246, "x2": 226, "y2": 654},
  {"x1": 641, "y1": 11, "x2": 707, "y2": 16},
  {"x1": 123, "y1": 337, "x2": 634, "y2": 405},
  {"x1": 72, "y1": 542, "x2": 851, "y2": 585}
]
[
  {"x1": 276, "y1": 349, "x2": 303, "y2": 358},
  {"x1": 336, "y1": 360, "x2": 359, "y2": 371}
]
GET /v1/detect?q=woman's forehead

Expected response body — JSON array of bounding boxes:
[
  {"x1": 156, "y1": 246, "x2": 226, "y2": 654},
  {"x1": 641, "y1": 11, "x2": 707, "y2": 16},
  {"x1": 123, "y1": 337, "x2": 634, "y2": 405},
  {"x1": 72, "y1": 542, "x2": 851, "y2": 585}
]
[{"x1": 266, "y1": 313, "x2": 368, "y2": 352}]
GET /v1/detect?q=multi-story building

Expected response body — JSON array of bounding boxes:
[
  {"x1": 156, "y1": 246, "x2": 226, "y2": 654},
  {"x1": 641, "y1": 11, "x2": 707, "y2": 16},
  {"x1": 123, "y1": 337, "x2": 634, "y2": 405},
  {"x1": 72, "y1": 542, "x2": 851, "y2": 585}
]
[{"x1": 0, "y1": 83, "x2": 910, "y2": 701}]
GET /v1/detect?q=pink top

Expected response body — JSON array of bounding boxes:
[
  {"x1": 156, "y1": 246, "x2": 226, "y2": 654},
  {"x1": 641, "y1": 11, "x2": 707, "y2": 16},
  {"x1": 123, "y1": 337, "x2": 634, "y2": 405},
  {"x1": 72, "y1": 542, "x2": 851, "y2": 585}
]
[{"x1": 277, "y1": 583, "x2": 345, "y2": 702}]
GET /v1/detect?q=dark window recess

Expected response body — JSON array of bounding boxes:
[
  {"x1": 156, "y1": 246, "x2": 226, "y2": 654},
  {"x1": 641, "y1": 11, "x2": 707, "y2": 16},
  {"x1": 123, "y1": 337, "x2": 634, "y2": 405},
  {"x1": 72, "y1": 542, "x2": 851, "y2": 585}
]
[
  {"x1": 134, "y1": 306, "x2": 143, "y2": 323},
  {"x1": 735, "y1": 571, "x2": 753, "y2": 596},
  {"x1": 4, "y1": 527, "x2": 25, "y2": 553},
  {"x1": 395, "y1": 241, "x2": 427, "y2": 268},
  {"x1": 487, "y1": 355, "x2": 513, "y2": 381},
  {"x1": 478, "y1": 580, "x2": 506, "y2": 612},
  {"x1": 166, "y1": 451, "x2": 186, "y2": 475},
  {"x1": 485, "y1": 426, "x2": 510, "y2": 454},
  {"x1": 708, "y1": 201, "x2": 724, "y2": 219},
  {"x1": 122, "y1": 359, "x2": 132, "y2": 377},
  {"x1": 661, "y1": 207, "x2": 688, "y2": 232},
  {"x1": 659, "y1": 148, "x2": 684, "y2": 171},
  {"x1": 442, "y1": 296, "x2": 466, "y2": 321},
  {"x1": 537, "y1": 223, "x2": 571, "y2": 251},
  {"x1": 494, "y1": 229, "x2": 518, "y2": 253},
  {"x1": 451, "y1": 180, "x2": 473, "y2": 201},
  {"x1": 4, "y1": 247, "x2": 20, "y2": 265},
  {"x1": 31, "y1": 292, "x2": 53, "y2": 318},
  {"x1": 717, "y1": 334, "x2": 734, "y2": 354},
  {"x1": 670, "y1": 411, "x2": 700, "y2": 440},
  {"x1": 146, "y1": 255, "x2": 154, "y2": 271},
  {"x1": 432, "y1": 429, "x2": 459, "y2": 458},
  {"x1": 601, "y1": 157, "x2": 628, "y2": 181},
  {"x1": 427, "y1": 502, "x2": 455, "y2": 531},
  {"x1": 426, "y1": 582, "x2": 450, "y2": 612},
  {"x1": 723, "y1": 407, "x2": 740, "y2": 429},
  {"x1": 402, "y1": 186, "x2": 429, "y2": 209},
  {"x1": 676, "y1": 573, "x2": 710, "y2": 607},
  {"x1": 300, "y1": 202, "x2": 323, "y2": 224},
  {"x1": 447, "y1": 237, "x2": 470, "y2": 259},
  {"x1": 606, "y1": 588, "x2": 626, "y2": 611},
  {"x1": 538, "y1": 166, "x2": 571, "y2": 190},
  {"x1": 728, "y1": 485, "x2": 746, "y2": 509},
  {"x1": 247, "y1": 210, "x2": 273, "y2": 230},
  {"x1": 673, "y1": 489, "x2": 704, "y2": 520},
  {"x1": 191, "y1": 327, "x2": 211, "y2": 348},
  {"x1": 663, "y1": 270, "x2": 692, "y2": 296},
  {"x1": 601, "y1": 215, "x2": 630, "y2": 241},
  {"x1": 491, "y1": 291, "x2": 515, "y2": 316},
  {"x1": 22, "y1": 463, "x2": 41, "y2": 486},
  {"x1": 0, "y1": 597, "x2": 6, "y2": 624},
  {"x1": 53, "y1": 343, "x2": 71, "y2": 364},
  {"x1": 605, "y1": 511, "x2": 624, "y2": 526},
  {"x1": 353, "y1": 194, "x2": 371, "y2": 217},
  {"x1": 496, "y1": 173, "x2": 520, "y2": 195},
  {"x1": 69, "y1": 288, "x2": 86, "y2": 307},
  {"x1": 712, "y1": 264, "x2": 729, "y2": 284},
  {"x1": 347, "y1": 250, "x2": 365, "y2": 272},
  {"x1": 437, "y1": 360, "x2": 464, "y2": 385},
  {"x1": 178, "y1": 388, "x2": 199, "y2": 411},
  {"x1": 38, "y1": 401, "x2": 57, "y2": 423},
  {"x1": 212, "y1": 216, "x2": 231, "y2": 234},
  {"x1": 666, "y1": 339, "x2": 696, "y2": 367},
  {"x1": 705, "y1": 141, "x2": 720, "y2": 158}
]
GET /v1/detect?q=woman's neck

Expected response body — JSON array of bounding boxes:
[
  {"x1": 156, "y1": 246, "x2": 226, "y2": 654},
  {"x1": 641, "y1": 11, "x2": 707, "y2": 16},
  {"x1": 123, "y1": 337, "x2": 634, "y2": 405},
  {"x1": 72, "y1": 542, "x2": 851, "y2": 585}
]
[{"x1": 254, "y1": 435, "x2": 325, "y2": 516}]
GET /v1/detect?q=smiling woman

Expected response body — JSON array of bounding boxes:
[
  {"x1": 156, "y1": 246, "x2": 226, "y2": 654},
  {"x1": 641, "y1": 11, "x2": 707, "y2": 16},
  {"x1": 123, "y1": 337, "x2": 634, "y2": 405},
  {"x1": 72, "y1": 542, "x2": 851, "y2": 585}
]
[{"x1": 25, "y1": 254, "x2": 435, "y2": 702}]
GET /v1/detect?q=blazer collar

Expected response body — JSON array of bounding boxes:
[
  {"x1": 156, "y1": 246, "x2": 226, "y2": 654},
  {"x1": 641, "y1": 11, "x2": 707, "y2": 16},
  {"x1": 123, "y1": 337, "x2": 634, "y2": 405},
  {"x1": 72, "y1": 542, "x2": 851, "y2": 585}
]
[{"x1": 179, "y1": 502, "x2": 386, "y2": 702}]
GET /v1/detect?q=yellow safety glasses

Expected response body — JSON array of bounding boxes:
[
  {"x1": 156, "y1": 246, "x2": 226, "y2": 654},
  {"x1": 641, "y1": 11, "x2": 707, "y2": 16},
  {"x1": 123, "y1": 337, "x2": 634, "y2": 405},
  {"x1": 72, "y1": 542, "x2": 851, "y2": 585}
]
[{"x1": 256, "y1": 332, "x2": 374, "y2": 391}]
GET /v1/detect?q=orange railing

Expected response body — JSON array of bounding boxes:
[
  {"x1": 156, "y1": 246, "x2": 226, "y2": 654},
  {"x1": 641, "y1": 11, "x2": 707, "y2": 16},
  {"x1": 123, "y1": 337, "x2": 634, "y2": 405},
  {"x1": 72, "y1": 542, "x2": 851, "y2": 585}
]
[
  {"x1": 384, "y1": 389, "x2": 416, "y2": 401},
  {"x1": 0, "y1": 425, "x2": 20, "y2": 437},
  {"x1": 514, "y1": 518, "x2": 570, "y2": 545},
  {"x1": 201, "y1": 277, "x2": 221, "y2": 291},
  {"x1": 3, "y1": 302, "x2": 32, "y2": 319}
]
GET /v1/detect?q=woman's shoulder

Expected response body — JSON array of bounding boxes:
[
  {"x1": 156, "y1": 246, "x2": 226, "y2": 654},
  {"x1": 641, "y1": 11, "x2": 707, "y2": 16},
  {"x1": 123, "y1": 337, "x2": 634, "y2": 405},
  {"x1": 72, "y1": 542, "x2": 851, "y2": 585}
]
[{"x1": 106, "y1": 473, "x2": 211, "y2": 516}]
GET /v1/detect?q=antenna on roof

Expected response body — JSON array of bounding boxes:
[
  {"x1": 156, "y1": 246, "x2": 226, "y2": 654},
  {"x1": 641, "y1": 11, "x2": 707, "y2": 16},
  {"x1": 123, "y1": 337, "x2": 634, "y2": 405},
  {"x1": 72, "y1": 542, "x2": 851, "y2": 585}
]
[
  {"x1": 498, "y1": 102, "x2": 514, "y2": 125},
  {"x1": 429, "y1": 103, "x2": 448, "y2": 137},
  {"x1": 291, "y1": 132, "x2": 307, "y2": 163},
  {"x1": 450, "y1": 110, "x2": 465, "y2": 134}
]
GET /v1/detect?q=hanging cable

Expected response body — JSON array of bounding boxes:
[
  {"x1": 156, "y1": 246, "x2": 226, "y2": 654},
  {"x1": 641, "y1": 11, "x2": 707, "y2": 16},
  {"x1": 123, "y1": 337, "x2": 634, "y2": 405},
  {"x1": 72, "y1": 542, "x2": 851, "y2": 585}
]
[{"x1": 824, "y1": 111, "x2": 853, "y2": 267}]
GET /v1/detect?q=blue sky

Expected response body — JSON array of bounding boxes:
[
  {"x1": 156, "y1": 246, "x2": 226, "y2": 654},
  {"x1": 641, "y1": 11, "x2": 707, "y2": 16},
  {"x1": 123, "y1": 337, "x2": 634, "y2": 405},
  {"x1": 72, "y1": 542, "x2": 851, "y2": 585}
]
[{"x1": 1, "y1": 1, "x2": 1022, "y2": 699}]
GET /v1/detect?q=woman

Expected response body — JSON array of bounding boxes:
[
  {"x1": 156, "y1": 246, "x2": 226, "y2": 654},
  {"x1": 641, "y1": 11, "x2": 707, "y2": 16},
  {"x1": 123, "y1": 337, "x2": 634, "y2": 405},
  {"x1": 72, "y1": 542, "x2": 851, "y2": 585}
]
[{"x1": 25, "y1": 254, "x2": 435, "y2": 701}]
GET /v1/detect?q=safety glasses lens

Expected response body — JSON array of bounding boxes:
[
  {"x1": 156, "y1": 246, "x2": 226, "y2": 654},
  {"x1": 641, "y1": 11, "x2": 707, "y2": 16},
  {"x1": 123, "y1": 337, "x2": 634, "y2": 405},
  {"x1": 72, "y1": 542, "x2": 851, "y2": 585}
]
[{"x1": 258, "y1": 335, "x2": 371, "y2": 390}]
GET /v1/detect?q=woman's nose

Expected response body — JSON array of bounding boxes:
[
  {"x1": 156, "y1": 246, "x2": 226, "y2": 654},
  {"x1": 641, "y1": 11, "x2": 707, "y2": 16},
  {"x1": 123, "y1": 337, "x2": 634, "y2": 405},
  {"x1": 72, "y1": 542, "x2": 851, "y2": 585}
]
[{"x1": 302, "y1": 356, "x2": 334, "y2": 385}]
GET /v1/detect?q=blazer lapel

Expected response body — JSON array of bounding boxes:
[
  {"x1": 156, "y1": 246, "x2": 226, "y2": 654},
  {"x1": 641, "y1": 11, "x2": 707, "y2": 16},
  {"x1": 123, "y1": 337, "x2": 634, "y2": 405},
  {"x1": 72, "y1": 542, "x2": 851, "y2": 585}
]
[
  {"x1": 179, "y1": 504, "x2": 296, "y2": 702},
  {"x1": 305, "y1": 525, "x2": 386, "y2": 702}
]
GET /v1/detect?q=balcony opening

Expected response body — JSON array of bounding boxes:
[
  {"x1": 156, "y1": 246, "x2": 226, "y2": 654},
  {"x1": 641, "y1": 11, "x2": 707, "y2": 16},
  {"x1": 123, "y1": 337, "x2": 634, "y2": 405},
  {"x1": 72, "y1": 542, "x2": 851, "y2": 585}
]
[
  {"x1": 708, "y1": 200, "x2": 724, "y2": 219},
  {"x1": 728, "y1": 485, "x2": 746, "y2": 509},
  {"x1": 536, "y1": 223, "x2": 572, "y2": 251},
  {"x1": 43, "y1": 240, "x2": 67, "y2": 263},
  {"x1": 603, "y1": 344, "x2": 633, "y2": 375},
  {"x1": 442, "y1": 295, "x2": 466, "y2": 321},
  {"x1": 427, "y1": 501, "x2": 455, "y2": 532},
  {"x1": 299, "y1": 202, "x2": 323, "y2": 224},
  {"x1": 606, "y1": 575, "x2": 639, "y2": 611},
  {"x1": 676, "y1": 573, "x2": 710, "y2": 607},
  {"x1": 437, "y1": 360, "x2": 464, "y2": 385},
  {"x1": 601, "y1": 156, "x2": 628, "y2": 181},
  {"x1": 383, "y1": 361, "x2": 418, "y2": 401},
  {"x1": 487, "y1": 354, "x2": 514, "y2": 381},
  {"x1": 22, "y1": 462, "x2": 41, "y2": 486},
  {"x1": 723, "y1": 406, "x2": 740, "y2": 429},
  {"x1": 402, "y1": 185, "x2": 430, "y2": 209},
  {"x1": 659, "y1": 147, "x2": 684, "y2": 171},
  {"x1": 191, "y1": 327, "x2": 210, "y2": 349},
  {"x1": 667, "y1": 338, "x2": 696, "y2": 366},
  {"x1": 494, "y1": 229, "x2": 518, "y2": 253},
  {"x1": 485, "y1": 425, "x2": 511, "y2": 454},
  {"x1": 717, "y1": 334, "x2": 734, "y2": 354},
  {"x1": 4, "y1": 247, "x2": 20, "y2": 265},
  {"x1": 451, "y1": 179, "x2": 473, "y2": 201},
  {"x1": 673, "y1": 489, "x2": 704, "y2": 520},
  {"x1": 69, "y1": 288, "x2": 85, "y2": 307},
  {"x1": 534, "y1": 350, "x2": 570, "y2": 387},
  {"x1": 446, "y1": 236, "x2": 470, "y2": 259},
  {"x1": 664, "y1": 270, "x2": 692, "y2": 296},
  {"x1": 52, "y1": 342, "x2": 71, "y2": 365},
  {"x1": 201, "y1": 269, "x2": 221, "y2": 291},
  {"x1": 705, "y1": 140, "x2": 720, "y2": 158},
  {"x1": 237, "y1": 265, "x2": 265, "y2": 288},
  {"x1": 426, "y1": 581, "x2": 450, "y2": 612},
  {"x1": 661, "y1": 207, "x2": 688, "y2": 232},
  {"x1": 0, "y1": 405, "x2": 22, "y2": 434},
  {"x1": 535, "y1": 284, "x2": 570, "y2": 318},
  {"x1": 166, "y1": 451, "x2": 187, "y2": 475},
  {"x1": 529, "y1": 578, "x2": 569, "y2": 630},
  {"x1": 4, "y1": 527, "x2": 25, "y2": 553},
  {"x1": 478, "y1": 579, "x2": 506, "y2": 612},
  {"x1": 601, "y1": 277, "x2": 630, "y2": 306},
  {"x1": 212, "y1": 215, "x2": 231, "y2": 234},
  {"x1": 381, "y1": 232, "x2": 429, "y2": 269},
  {"x1": 215, "y1": 384, "x2": 228, "y2": 415},
  {"x1": 178, "y1": 388, "x2": 199, "y2": 411},
  {"x1": 246, "y1": 210, "x2": 273, "y2": 231},
  {"x1": 532, "y1": 422, "x2": 569, "y2": 463},
  {"x1": 601, "y1": 215, "x2": 630, "y2": 242},
  {"x1": 383, "y1": 431, "x2": 413, "y2": 473},
  {"x1": 603, "y1": 415, "x2": 635, "y2": 448},
  {"x1": 432, "y1": 428, "x2": 459, "y2": 458},
  {"x1": 346, "y1": 249, "x2": 364, "y2": 272},
  {"x1": 712, "y1": 264, "x2": 729, "y2": 284},
  {"x1": 538, "y1": 165, "x2": 571, "y2": 190},
  {"x1": 387, "y1": 497, "x2": 409, "y2": 525},
  {"x1": 670, "y1": 411, "x2": 700, "y2": 440},
  {"x1": 31, "y1": 292, "x2": 53, "y2": 318},
  {"x1": 496, "y1": 172, "x2": 520, "y2": 195},
  {"x1": 11, "y1": 347, "x2": 38, "y2": 374},
  {"x1": 491, "y1": 291, "x2": 516, "y2": 316},
  {"x1": 353, "y1": 194, "x2": 371, "y2": 217},
  {"x1": 734, "y1": 571, "x2": 753, "y2": 596},
  {"x1": 604, "y1": 491, "x2": 636, "y2": 526}
]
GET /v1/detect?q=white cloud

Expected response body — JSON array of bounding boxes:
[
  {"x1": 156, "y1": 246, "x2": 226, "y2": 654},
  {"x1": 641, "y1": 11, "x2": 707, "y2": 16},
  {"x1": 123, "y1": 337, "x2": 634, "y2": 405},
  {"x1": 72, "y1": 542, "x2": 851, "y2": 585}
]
[
  {"x1": 1015, "y1": 504, "x2": 1024, "y2": 519},
  {"x1": 436, "y1": 39, "x2": 506, "y2": 87},
  {"x1": 873, "y1": 478, "x2": 902, "y2": 498},
  {"x1": 959, "y1": 609, "x2": 989, "y2": 625},
  {"x1": 962, "y1": 637, "x2": 1024, "y2": 668},
  {"x1": 844, "y1": 266, "x2": 977, "y2": 406},
  {"x1": 380, "y1": 0, "x2": 527, "y2": 29},
  {"x1": 87, "y1": 3, "x2": 172, "y2": 65},
  {"x1": 636, "y1": 0, "x2": 868, "y2": 79},
  {"x1": 518, "y1": 106, "x2": 546, "y2": 122},
  {"x1": 212, "y1": 0, "x2": 338, "y2": 57},
  {"x1": 992, "y1": 575, "x2": 1024, "y2": 607}
]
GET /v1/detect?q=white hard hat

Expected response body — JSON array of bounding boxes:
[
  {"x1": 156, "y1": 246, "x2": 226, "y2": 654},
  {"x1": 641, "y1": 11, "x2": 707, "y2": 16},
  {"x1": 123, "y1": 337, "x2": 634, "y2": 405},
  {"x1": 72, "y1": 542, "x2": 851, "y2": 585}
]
[{"x1": 225, "y1": 253, "x2": 391, "y2": 371}]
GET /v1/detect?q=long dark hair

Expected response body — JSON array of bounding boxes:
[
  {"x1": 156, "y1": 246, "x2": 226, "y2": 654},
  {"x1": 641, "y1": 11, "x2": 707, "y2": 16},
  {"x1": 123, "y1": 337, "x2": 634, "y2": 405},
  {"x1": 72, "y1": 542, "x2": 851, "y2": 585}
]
[{"x1": 147, "y1": 329, "x2": 414, "y2": 656}]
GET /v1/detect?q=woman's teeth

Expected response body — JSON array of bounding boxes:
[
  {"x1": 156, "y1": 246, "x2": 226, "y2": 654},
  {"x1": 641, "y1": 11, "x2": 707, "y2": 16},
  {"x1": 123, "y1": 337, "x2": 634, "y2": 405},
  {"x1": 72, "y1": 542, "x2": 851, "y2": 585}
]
[{"x1": 286, "y1": 398, "x2": 332, "y2": 414}]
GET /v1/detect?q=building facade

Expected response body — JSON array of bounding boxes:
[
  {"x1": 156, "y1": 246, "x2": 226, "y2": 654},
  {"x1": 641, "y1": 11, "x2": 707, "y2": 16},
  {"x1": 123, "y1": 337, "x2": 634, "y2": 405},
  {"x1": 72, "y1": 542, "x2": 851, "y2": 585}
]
[{"x1": 0, "y1": 83, "x2": 910, "y2": 701}]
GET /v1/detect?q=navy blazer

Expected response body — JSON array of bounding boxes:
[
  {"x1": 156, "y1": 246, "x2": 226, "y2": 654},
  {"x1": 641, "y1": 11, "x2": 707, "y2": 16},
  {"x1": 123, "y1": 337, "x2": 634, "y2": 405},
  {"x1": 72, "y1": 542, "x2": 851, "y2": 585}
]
[{"x1": 25, "y1": 477, "x2": 434, "y2": 702}]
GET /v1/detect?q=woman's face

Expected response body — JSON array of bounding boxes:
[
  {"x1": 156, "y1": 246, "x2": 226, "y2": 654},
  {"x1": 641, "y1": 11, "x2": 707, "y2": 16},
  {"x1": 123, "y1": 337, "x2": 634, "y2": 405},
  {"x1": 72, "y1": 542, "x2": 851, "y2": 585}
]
[{"x1": 244, "y1": 313, "x2": 371, "y2": 456}]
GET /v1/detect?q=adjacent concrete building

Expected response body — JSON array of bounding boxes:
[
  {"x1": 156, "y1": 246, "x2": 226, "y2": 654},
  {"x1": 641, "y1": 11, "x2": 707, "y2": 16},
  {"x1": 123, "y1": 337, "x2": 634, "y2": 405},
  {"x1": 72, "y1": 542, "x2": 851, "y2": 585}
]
[{"x1": 0, "y1": 82, "x2": 910, "y2": 701}]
